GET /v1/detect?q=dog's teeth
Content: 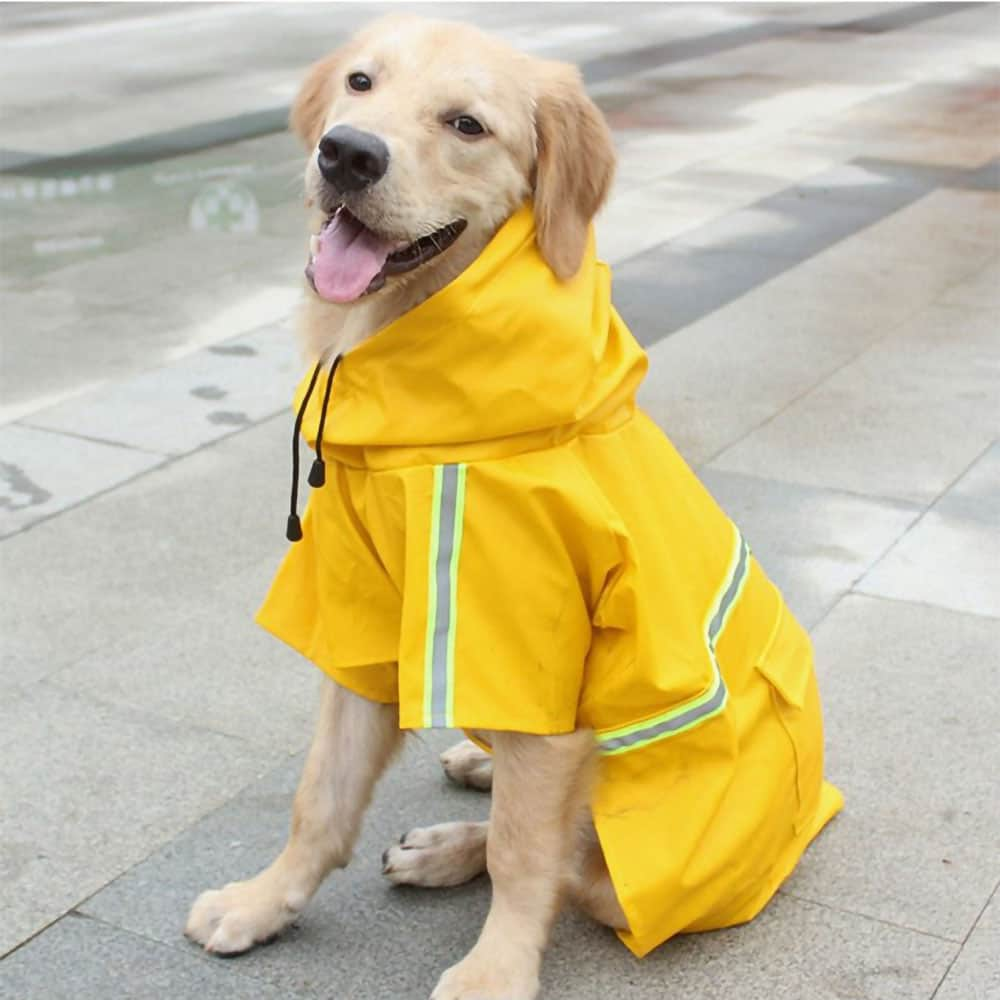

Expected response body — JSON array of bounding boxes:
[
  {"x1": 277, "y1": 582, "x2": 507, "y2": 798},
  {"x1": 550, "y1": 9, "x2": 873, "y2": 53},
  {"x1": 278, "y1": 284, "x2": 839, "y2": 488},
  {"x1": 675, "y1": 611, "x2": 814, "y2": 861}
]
[{"x1": 310, "y1": 234, "x2": 320, "y2": 256}]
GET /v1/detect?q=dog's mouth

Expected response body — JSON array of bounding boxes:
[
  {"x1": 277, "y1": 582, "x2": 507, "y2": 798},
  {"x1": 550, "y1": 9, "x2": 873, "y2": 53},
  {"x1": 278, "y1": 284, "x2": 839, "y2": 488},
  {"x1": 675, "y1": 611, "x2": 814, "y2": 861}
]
[{"x1": 305, "y1": 207, "x2": 467, "y2": 304}]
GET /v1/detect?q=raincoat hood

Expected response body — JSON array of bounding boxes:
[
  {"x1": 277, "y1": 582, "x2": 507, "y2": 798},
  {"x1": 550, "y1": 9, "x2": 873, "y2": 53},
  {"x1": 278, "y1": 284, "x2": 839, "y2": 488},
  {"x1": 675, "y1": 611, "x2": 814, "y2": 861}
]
[{"x1": 294, "y1": 203, "x2": 648, "y2": 467}]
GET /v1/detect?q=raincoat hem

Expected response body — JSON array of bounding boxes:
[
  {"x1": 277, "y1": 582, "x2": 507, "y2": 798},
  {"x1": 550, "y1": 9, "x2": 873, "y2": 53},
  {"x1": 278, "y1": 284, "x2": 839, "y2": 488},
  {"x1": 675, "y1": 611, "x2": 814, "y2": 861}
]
[
  {"x1": 610, "y1": 778, "x2": 844, "y2": 958},
  {"x1": 255, "y1": 609, "x2": 400, "y2": 705}
]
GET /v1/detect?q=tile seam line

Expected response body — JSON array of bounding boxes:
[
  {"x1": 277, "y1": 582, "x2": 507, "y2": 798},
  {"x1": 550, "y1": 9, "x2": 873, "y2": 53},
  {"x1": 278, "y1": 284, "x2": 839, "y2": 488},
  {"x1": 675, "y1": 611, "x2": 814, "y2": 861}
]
[
  {"x1": 69, "y1": 757, "x2": 314, "y2": 965},
  {"x1": 82, "y1": 911, "x2": 319, "y2": 996},
  {"x1": 698, "y1": 283, "x2": 938, "y2": 471},
  {"x1": 816, "y1": 590, "x2": 1000, "y2": 633},
  {"x1": 13, "y1": 420, "x2": 170, "y2": 457},
  {"x1": 0, "y1": 750, "x2": 306, "y2": 964},
  {"x1": 695, "y1": 465, "x2": 924, "y2": 513},
  {"x1": 802, "y1": 567, "x2": 1000, "y2": 641},
  {"x1": 83, "y1": 914, "x2": 321, "y2": 996},
  {"x1": 929, "y1": 877, "x2": 1000, "y2": 1000},
  {"x1": 778, "y1": 889, "x2": 966, "y2": 945},
  {"x1": 697, "y1": 210, "x2": 996, "y2": 472},
  {"x1": 850, "y1": 434, "x2": 999, "y2": 591},
  {"x1": 62, "y1": 731, "x2": 439, "y2": 943},
  {"x1": 4, "y1": 910, "x2": 313, "y2": 997},
  {"x1": 830, "y1": 433, "x2": 997, "y2": 614},
  {"x1": 849, "y1": 588, "x2": 1000, "y2": 624},
  {"x1": 4, "y1": 634, "x2": 122, "y2": 699},
  {"x1": 0, "y1": 407, "x2": 289, "y2": 542},
  {"x1": 40, "y1": 671, "x2": 307, "y2": 754}
]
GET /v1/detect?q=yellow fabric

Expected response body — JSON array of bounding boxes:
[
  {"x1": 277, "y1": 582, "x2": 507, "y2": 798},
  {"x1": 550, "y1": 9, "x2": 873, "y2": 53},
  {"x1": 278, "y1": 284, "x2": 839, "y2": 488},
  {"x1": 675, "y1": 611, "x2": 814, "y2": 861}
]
[{"x1": 256, "y1": 203, "x2": 843, "y2": 957}]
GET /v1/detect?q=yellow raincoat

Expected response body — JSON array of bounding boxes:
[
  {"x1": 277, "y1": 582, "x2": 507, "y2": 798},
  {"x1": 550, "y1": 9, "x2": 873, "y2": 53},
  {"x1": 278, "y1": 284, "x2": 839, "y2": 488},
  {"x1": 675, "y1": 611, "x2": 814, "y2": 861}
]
[{"x1": 257, "y1": 204, "x2": 843, "y2": 957}]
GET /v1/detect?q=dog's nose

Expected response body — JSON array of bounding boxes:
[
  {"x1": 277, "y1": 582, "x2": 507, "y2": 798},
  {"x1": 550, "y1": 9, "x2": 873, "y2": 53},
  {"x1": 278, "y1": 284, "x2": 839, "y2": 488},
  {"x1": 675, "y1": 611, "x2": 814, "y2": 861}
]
[{"x1": 317, "y1": 126, "x2": 389, "y2": 193}]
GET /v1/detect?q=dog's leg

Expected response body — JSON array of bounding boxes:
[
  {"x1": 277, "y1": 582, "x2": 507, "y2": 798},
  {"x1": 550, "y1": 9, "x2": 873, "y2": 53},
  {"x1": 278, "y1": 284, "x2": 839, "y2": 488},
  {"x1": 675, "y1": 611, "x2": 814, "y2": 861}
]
[
  {"x1": 382, "y1": 821, "x2": 489, "y2": 887},
  {"x1": 431, "y1": 729, "x2": 595, "y2": 1000},
  {"x1": 185, "y1": 678, "x2": 401, "y2": 955},
  {"x1": 569, "y1": 818, "x2": 629, "y2": 931},
  {"x1": 440, "y1": 738, "x2": 493, "y2": 790}
]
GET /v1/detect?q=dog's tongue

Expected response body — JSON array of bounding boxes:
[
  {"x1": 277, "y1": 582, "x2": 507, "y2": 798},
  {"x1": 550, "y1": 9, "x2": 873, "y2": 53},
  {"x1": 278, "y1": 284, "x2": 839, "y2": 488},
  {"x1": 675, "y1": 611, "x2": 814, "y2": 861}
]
[{"x1": 312, "y1": 211, "x2": 395, "y2": 303}]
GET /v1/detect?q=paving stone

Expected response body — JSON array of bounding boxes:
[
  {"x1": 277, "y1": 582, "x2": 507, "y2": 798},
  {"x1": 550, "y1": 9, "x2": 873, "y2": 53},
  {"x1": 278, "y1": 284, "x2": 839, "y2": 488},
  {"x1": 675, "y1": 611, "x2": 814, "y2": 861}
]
[
  {"x1": 0, "y1": 423, "x2": 164, "y2": 537},
  {"x1": 857, "y1": 508, "x2": 1000, "y2": 620},
  {"x1": 80, "y1": 731, "x2": 958, "y2": 1000},
  {"x1": 615, "y1": 242, "x2": 787, "y2": 344},
  {"x1": 611, "y1": 165, "x2": 987, "y2": 357},
  {"x1": 646, "y1": 148, "x2": 839, "y2": 215},
  {"x1": 933, "y1": 889, "x2": 1000, "y2": 1000},
  {"x1": 673, "y1": 177, "x2": 918, "y2": 261},
  {"x1": 700, "y1": 468, "x2": 919, "y2": 629},
  {"x1": 792, "y1": 160, "x2": 936, "y2": 206},
  {"x1": 858, "y1": 442, "x2": 1000, "y2": 619},
  {"x1": 0, "y1": 913, "x2": 292, "y2": 1000},
  {"x1": 709, "y1": 303, "x2": 999, "y2": 504},
  {"x1": 930, "y1": 440, "x2": 1000, "y2": 526},
  {"x1": 787, "y1": 215, "x2": 996, "y2": 296},
  {"x1": 939, "y1": 256, "x2": 1000, "y2": 310},
  {"x1": 25, "y1": 320, "x2": 303, "y2": 456},
  {"x1": 82, "y1": 732, "x2": 495, "y2": 1000},
  {"x1": 633, "y1": 241, "x2": 947, "y2": 464},
  {"x1": 839, "y1": 188, "x2": 1000, "y2": 264},
  {"x1": 0, "y1": 682, "x2": 278, "y2": 957},
  {"x1": 596, "y1": 180, "x2": 744, "y2": 266},
  {"x1": 50, "y1": 593, "x2": 321, "y2": 754},
  {"x1": 795, "y1": 103, "x2": 1000, "y2": 170},
  {"x1": 606, "y1": 126, "x2": 753, "y2": 183},
  {"x1": 785, "y1": 595, "x2": 1000, "y2": 943},
  {"x1": 611, "y1": 130, "x2": 740, "y2": 190},
  {"x1": 0, "y1": 414, "x2": 293, "y2": 692},
  {"x1": 546, "y1": 893, "x2": 956, "y2": 1000}
]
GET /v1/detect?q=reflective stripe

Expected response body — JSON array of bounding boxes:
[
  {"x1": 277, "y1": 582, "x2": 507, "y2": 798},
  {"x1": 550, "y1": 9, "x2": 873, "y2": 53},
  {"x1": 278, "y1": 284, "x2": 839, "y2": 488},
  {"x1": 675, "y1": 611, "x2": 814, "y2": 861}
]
[
  {"x1": 423, "y1": 464, "x2": 467, "y2": 727},
  {"x1": 598, "y1": 526, "x2": 750, "y2": 756}
]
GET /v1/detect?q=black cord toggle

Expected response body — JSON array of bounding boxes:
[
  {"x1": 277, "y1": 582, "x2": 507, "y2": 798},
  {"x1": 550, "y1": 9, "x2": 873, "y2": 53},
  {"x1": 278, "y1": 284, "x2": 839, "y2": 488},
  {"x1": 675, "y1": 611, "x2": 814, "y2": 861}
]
[
  {"x1": 308, "y1": 458, "x2": 326, "y2": 488},
  {"x1": 285, "y1": 353, "x2": 342, "y2": 543}
]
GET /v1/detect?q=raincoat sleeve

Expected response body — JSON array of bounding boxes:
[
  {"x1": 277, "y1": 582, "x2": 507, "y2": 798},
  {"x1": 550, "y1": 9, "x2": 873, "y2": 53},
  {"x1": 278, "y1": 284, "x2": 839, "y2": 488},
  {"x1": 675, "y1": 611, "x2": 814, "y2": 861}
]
[
  {"x1": 256, "y1": 464, "x2": 402, "y2": 704},
  {"x1": 395, "y1": 450, "x2": 627, "y2": 735}
]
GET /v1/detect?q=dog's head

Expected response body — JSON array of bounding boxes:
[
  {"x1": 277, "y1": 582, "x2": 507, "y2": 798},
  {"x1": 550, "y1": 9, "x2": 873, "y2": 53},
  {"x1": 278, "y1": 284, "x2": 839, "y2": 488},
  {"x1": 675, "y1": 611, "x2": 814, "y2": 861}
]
[{"x1": 291, "y1": 15, "x2": 615, "y2": 310}]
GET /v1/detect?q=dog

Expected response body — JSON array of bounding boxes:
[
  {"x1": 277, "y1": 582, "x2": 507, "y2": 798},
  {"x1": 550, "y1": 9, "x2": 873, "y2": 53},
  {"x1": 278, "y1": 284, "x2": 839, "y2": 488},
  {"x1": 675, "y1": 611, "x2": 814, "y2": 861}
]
[{"x1": 185, "y1": 16, "x2": 842, "y2": 999}]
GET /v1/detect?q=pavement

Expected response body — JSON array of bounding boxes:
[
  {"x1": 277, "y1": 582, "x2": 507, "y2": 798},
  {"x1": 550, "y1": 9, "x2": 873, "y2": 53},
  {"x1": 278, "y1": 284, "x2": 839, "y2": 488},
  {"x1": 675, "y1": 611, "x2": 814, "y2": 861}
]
[{"x1": 1, "y1": 3, "x2": 998, "y2": 999}]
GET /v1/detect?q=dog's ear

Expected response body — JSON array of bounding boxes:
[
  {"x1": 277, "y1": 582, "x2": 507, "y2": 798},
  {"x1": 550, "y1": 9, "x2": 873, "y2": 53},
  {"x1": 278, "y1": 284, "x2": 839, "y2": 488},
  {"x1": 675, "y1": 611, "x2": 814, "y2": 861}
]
[
  {"x1": 532, "y1": 61, "x2": 616, "y2": 280},
  {"x1": 289, "y1": 51, "x2": 343, "y2": 150}
]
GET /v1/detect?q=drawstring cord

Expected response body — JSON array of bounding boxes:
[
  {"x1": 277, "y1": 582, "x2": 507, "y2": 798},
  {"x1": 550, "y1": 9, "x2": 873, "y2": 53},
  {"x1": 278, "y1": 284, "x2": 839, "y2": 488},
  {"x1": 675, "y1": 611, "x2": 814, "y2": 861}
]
[
  {"x1": 287, "y1": 353, "x2": 341, "y2": 542},
  {"x1": 308, "y1": 354, "x2": 341, "y2": 488}
]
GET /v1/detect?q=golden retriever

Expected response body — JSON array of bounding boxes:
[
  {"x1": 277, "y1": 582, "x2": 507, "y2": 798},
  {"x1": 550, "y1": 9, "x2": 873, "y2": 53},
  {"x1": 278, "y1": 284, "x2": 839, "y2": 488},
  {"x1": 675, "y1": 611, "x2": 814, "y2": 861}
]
[{"x1": 186, "y1": 15, "x2": 621, "y2": 1000}]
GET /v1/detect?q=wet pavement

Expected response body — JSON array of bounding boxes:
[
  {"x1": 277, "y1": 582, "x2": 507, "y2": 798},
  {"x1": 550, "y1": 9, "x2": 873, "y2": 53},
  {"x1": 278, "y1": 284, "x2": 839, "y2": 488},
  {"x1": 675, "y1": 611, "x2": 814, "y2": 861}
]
[{"x1": 1, "y1": 4, "x2": 998, "y2": 999}]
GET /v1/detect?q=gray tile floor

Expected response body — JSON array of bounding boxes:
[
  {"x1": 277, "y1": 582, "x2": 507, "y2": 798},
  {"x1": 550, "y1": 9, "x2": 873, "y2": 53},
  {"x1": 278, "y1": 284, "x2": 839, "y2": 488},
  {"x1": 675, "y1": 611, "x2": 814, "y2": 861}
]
[{"x1": 1, "y1": 4, "x2": 998, "y2": 999}]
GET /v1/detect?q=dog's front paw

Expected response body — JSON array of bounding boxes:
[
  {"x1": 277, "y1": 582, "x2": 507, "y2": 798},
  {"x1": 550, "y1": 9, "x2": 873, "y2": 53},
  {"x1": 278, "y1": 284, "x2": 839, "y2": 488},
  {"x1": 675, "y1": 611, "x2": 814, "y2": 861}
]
[
  {"x1": 383, "y1": 821, "x2": 488, "y2": 887},
  {"x1": 184, "y1": 876, "x2": 301, "y2": 955},
  {"x1": 440, "y1": 739, "x2": 494, "y2": 790},
  {"x1": 431, "y1": 949, "x2": 539, "y2": 1000}
]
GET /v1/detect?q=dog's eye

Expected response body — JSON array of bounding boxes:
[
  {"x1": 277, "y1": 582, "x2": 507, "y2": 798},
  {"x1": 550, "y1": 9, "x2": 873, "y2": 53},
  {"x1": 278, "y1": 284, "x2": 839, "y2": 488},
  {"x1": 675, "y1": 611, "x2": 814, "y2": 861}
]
[
  {"x1": 347, "y1": 72, "x2": 373, "y2": 93},
  {"x1": 448, "y1": 115, "x2": 485, "y2": 137}
]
